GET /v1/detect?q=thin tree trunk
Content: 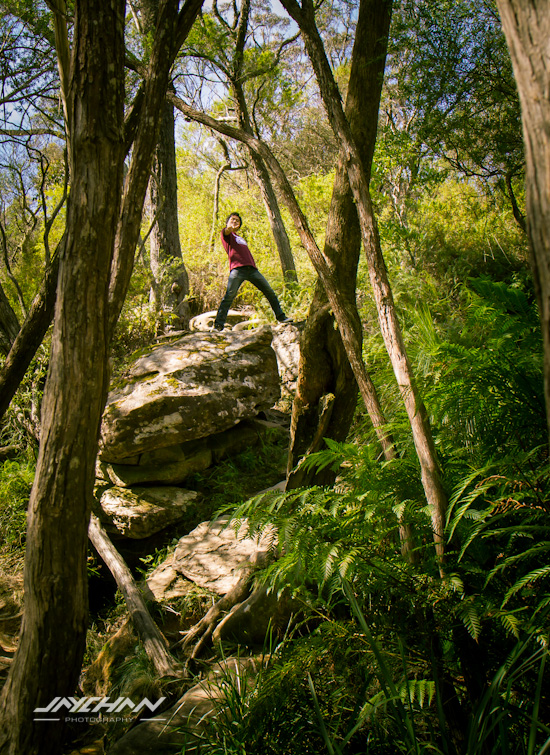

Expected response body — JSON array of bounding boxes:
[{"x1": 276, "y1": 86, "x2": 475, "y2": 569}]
[
  {"x1": 0, "y1": 244, "x2": 61, "y2": 423},
  {"x1": 496, "y1": 0, "x2": 550, "y2": 443},
  {"x1": 0, "y1": 3, "x2": 126, "y2": 753},
  {"x1": 0, "y1": 281, "x2": 20, "y2": 357},
  {"x1": 148, "y1": 99, "x2": 190, "y2": 331},
  {"x1": 88, "y1": 515, "x2": 181, "y2": 678},
  {"x1": 247, "y1": 148, "x2": 298, "y2": 282},
  {"x1": 108, "y1": 0, "x2": 204, "y2": 338},
  {"x1": 230, "y1": 0, "x2": 297, "y2": 283},
  {"x1": 279, "y1": 0, "x2": 447, "y2": 557},
  {"x1": 169, "y1": 97, "x2": 395, "y2": 458},
  {"x1": 287, "y1": 0, "x2": 392, "y2": 489},
  {"x1": 209, "y1": 162, "x2": 231, "y2": 253}
]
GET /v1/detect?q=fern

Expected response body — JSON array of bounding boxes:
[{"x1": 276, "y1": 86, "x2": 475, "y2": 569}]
[{"x1": 457, "y1": 598, "x2": 482, "y2": 640}]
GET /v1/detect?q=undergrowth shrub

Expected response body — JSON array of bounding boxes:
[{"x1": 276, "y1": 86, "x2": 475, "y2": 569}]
[
  {"x1": 0, "y1": 458, "x2": 34, "y2": 554},
  {"x1": 203, "y1": 276, "x2": 549, "y2": 753}
]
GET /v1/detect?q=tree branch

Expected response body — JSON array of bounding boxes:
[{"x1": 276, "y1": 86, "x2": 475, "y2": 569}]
[{"x1": 88, "y1": 515, "x2": 182, "y2": 678}]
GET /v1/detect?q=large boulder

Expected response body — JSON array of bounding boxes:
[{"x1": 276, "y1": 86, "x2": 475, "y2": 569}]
[
  {"x1": 99, "y1": 327, "x2": 280, "y2": 463},
  {"x1": 98, "y1": 418, "x2": 287, "y2": 488}
]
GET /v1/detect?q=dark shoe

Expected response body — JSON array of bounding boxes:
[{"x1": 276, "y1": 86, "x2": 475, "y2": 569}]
[
  {"x1": 213, "y1": 323, "x2": 224, "y2": 331},
  {"x1": 277, "y1": 315, "x2": 293, "y2": 324}
]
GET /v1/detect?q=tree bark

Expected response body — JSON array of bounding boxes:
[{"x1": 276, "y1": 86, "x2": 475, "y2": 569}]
[
  {"x1": 496, "y1": 0, "x2": 550, "y2": 442},
  {"x1": 230, "y1": 0, "x2": 297, "y2": 283},
  {"x1": 108, "y1": 0, "x2": 204, "y2": 338},
  {"x1": 287, "y1": 0, "x2": 392, "y2": 489},
  {"x1": 88, "y1": 515, "x2": 181, "y2": 678},
  {"x1": 279, "y1": 0, "x2": 447, "y2": 557},
  {"x1": 247, "y1": 148, "x2": 298, "y2": 282},
  {"x1": 148, "y1": 98, "x2": 190, "y2": 331},
  {"x1": 0, "y1": 281, "x2": 20, "y2": 357},
  {"x1": 0, "y1": 3, "x2": 126, "y2": 753},
  {"x1": 0, "y1": 245, "x2": 61, "y2": 423}
]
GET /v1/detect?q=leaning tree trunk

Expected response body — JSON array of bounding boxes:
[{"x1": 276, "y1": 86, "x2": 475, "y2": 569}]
[
  {"x1": 148, "y1": 99, "x2": 190, "y2": 331},
  {"x1": 287, "y1": 0, "x2": 392, "y2": 489},
  {"x1": 0, "y1": 3, "x2": 126, "y2": 753},
  {"x1": 0, "y1": 281, "x2": 20, "y2": 357},
  {"x1": 280, "y1": 0, "x2": 447, "y2": 558},
  {"x1": 88, "y1": 515, "x2": 182, "y2": 678},
  {"x1": 230, "y1": 0, "x2": 297, "y2": 284},
  {"x1": 247, "y1": 147, "x2": 298, "y2": 283},
  {"x1": 496, "y1": 0, "x2": 550, "y2": 443},
  {"x1": 169, "y1": 97, "x2": 395, "y2": 457}
]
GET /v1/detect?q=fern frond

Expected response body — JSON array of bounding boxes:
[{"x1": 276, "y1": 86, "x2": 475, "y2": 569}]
[
  {"x1": 457, "y1": 600, "x2": 482, "y2": 640},
  {"x1": 397, "y1": 678, "x2": 436, "y2": 709},
  {"x1": 498, "y1": 611, "x2": 522, "y2": 639},
  {"x1": 502, "y1": 566, "x2": 550, "y2": 607}
]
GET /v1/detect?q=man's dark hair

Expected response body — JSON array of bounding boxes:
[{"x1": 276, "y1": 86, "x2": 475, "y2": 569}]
[{"x1": 226, "y1": 212, "x2": 242, "y2": 226}]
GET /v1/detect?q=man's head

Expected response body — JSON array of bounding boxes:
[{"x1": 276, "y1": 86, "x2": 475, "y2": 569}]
[{"x1": 226, "y1": 212, "x2": 242, "y2": 231}]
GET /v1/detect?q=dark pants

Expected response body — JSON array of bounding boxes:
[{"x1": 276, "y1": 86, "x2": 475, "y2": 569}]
[{"x1": 214, "y1": 266, "x2": 284, "y2": 328}]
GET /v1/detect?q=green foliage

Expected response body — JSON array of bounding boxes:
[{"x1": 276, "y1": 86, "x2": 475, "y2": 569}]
[
  {"x1": 109, "y1": 644, "x2": 165, "y2": 701},
  {"x1": 388, "y1": 0, "x2": 522, "y2": 180},
  {"x1": 203, "y1": 270, "x2": 549, "y2": 753},
  {"x1": 191, "y1": 428, "x2": 289, "y2": 515},
  {"x1": 415, "y1": 276, "x2": 544, "y2": 460},
  {"x1": 0, "y1": 458, "x2": 34, "y2": 554}
]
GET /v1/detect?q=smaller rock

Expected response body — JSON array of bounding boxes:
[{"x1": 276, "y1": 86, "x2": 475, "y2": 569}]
[
  {"x1": 146, "y1": 518, "x2": 273, "y2": 599},
  {"x1": 98, "y1": 487, "x2": 200, "y2": 539},
  {"x1": 106, "y1": 657, "x2": 262, "y2": 755},
  {"x1": 189, "y1": 309, "x2": 253, "y2": 331}
]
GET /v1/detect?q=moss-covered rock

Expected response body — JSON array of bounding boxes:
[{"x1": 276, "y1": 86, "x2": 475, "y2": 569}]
[{"x1": 99, "y1": 328, "x2": 280, "y2": 463}]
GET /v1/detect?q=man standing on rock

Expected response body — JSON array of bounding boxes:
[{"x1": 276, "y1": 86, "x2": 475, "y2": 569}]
[{"x1": 213, "y1": 212, "x2": 292, "y2": 331}]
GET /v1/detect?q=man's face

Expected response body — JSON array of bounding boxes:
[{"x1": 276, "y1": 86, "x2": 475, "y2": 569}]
[{"x1": 228, "y1": 214, "x2": 241, "y2": 231}]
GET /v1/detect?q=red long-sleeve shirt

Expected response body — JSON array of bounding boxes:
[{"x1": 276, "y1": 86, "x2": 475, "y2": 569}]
[{"x1": 221, "y1": 230, "x2": 257, "y2": 270}]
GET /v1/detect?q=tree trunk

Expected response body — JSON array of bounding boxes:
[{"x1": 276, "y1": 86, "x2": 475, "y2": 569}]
[
  {"x1": 280, "y1": 0, "x2": 447, "y2": 557},
  {"x1": 108, "y1": 0, "x2": 204, "y2": 338},
  {"x1": 229, "y1": 0, "x2": 297, "y2": 283},
  {"x1": 247, "y1": 148, "x2": 298, "y2": 283},
  {"x1": 287, "y1": 0, "x2": 392, "y2": 489},
  {"x1": 0, "y1": 245, "x2": 61, "y2": 423},
  {"x1": 209, "y1": 162, "x2": 231, "y2": 253},
  {"x1": 0, "y1": 3, "x2": 126, "y2": 754},
  {"x1": 88, "y1": 515, "x2": 181, "y2": 678},
  {"x1": 496, "y1": 0, "x2": 550, "y2": 442},
  {"x1": 0, "y1": 281, "x2": 20, "y2": 357},
  {"x1": 148, "y1": 99, "x2": 190, "y2": 331},
  {"x1": 0, "y1": 1, "x2": 204, "y2": 752}
]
